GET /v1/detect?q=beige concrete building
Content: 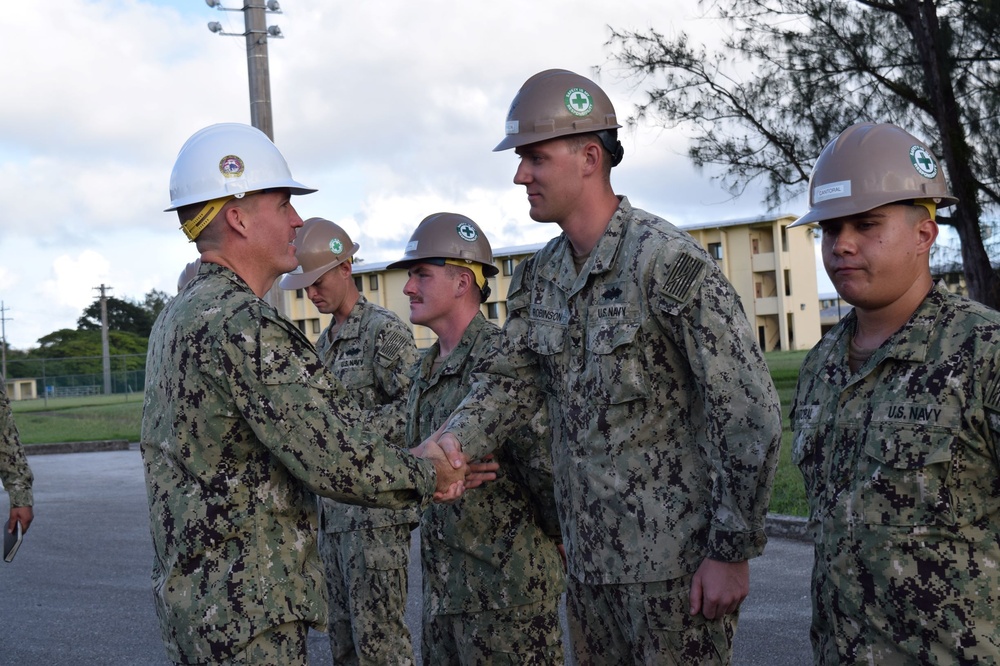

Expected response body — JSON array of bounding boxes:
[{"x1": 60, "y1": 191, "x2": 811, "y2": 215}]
[
  {"x1": 4, "y1": 378, "x2": 37, "y2": 401},
  {"x1": 276, "y1": 215, "x2": 822, "y2": 352}
]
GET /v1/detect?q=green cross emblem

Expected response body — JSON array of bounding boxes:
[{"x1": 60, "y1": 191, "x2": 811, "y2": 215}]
[
  {"x1": 564, "y1": 88, "x2": 593, "y2": 117},
  {"x1": 909, "y1": 145, "x2": 938, "y2": 179}
]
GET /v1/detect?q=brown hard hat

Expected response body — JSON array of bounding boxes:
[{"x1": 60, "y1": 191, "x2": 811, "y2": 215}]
[
  {"x1": 387, "y1": 212, "x2": 499, "y2": 277},
  {"x1": 494, "y1": 69, "x2": 623, "y2": 161},
  {"x1": 177, "y1": 258, "x2": 202, "y2": 293},
  {"x1": 279, "y1": 217, "x2": 359, "y2": 290},
  {"x1": 790, "y1": 122, "x2": 958, "y2": 228}
]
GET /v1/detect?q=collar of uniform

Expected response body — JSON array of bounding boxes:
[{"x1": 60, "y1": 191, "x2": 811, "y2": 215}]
[
  {"x1": 201, "y1": 260, "x2": 254, "y2": 294},
  {"x1": 537, "y1": 196, "x2": 630, "y2": 290},
  {"x1": 336, "y1": 295, "x2": 367, "y2": 340},
  {"x1": 422, "y1": 311, "x2": 490, "y2": 381},
  {"x1": 822, "y1": 283, "x2": 943, "y2": 383}
]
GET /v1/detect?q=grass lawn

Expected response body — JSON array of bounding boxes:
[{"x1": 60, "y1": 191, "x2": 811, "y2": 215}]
[
  {"x1": 10, "y1": 350, "x2": 811, "y2": 516},
  {"x1": 10, "y1": 393, "x2": 144, "y2": 445}
]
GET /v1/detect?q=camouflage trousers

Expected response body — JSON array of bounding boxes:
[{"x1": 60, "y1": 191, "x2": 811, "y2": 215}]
[
  {"x1": 422, "y1": 594, "x2": 564, "y2": 666},
  {"x1": 186, "y1": 620, "x2": 307, "y2": 666},
  {"x1": 566, "y1": 575, "x2": 737, "y2": 666},
  {"x1": 318, "y1": 523, "x2": 415, "y2": 666}
]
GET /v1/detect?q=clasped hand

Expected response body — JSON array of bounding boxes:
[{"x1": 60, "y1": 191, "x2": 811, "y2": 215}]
[{"x1": 410, "y1": 431, "x2": 497, "y2": 503}]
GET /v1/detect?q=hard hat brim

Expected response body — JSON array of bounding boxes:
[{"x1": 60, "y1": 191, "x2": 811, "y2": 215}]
[{"x1": 279, "y1": 242, "x2": 358, "y2": 290}]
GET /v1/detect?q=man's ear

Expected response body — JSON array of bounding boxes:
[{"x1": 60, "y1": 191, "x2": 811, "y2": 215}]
[
  {"x1": 453, "y1": 269, "x2": 473, "y2": 298},
  {"x1": 915, "y1": 217, "x2": 939, "y2": 255},
  {"x1": 223, "y1": 203, "x2": 250, "y2": 239},
  {"x1": 581, "y1": 141, "x2": 603, "y2": 176}
]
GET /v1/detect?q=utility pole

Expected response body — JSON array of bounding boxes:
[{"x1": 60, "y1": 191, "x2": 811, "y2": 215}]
[
  {"x1": 206, "y1": 0, "x2": 287, "y2": 309},
  {"x1": 94, "y1": 285, "x2": 113, "y2": 395},
  {"x1": 206, "y1": 0, "x2": 284, "y2": 141},
  {"x1": 0, "y1": 301, "x2": 9, "y2": 380}
]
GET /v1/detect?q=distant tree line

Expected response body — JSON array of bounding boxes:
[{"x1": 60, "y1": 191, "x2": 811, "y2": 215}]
[{"x1": 2, "y1": 289, "x2": 170, "y2": 382}]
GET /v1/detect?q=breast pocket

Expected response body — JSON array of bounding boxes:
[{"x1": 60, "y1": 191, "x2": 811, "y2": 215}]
[
  {"x1": 861, "y1": 425, "x2": 956, "y2": 527},
  {"x1": 584, "y1": 321, "x2": 649, "y2": 405}
]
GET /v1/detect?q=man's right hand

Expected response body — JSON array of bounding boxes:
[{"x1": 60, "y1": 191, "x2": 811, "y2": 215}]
[
  {"x1": 412, "y1": 439, "x2": 467, "y2": 503},
  {"x1": 8, "y1": 506, "x2": 32, "y2": 534}
]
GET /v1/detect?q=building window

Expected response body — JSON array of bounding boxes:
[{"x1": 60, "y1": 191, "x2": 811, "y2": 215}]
[
  {"x1": 295, "y1": 319, "x2": 306, "y2": 334},
  {"x1": 311, "y1": 319, "x2": 321, "y2": 334},
  {"x1": 295, "y1": 288, "x2": 304, "y2": 299},
  {"x1": 708, "y1": 243, "x2": 723, "y2": 260},
  {"x1": 784, "y1": 269, "x2": 791, "y2": 296},
  {"x1": 502, "y1": 258, "x2": 515, "y2": 276},
  {"x1": 354, "y1": 276, "x2": 363, "y2": 292},
  {"x1": 781, "y1": 225, "x2": 789, "y2": 252},
  {"x1": 486, "y1": 302, "x2": 500, "y2": 319},
  {"x1": 368, "y1": 274, "x2": 379, "y2": 291}
]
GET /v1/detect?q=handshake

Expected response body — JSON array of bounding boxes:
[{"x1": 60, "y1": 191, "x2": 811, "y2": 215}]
[{"x1": 410, "y1": 431, "x2": 497, "y2": 502}]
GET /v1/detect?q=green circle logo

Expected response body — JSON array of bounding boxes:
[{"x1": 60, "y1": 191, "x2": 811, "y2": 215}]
[
  {"x1": 456, "y1": 222, "x2": 478, "y2": 242},
  {"x1": 910, "y1": 145, "x2": 938, "y2": 179},
  {"x1": 565, "y1": 88, "x2": 593, "y2": 117},
  {"x1": 329, "y1": 238, "x2": 344, "y2": 254}
]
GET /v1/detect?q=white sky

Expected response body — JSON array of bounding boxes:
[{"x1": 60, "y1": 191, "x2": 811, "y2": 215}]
[{"x1": 0, "y1": 0, "x2": 827, "y2": 350}]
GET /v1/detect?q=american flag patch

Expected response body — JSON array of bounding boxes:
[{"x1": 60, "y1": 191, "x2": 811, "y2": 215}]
[
  {"x1": 662, "y1": 253, "x2": 704, "y2": 302},
  {"x1": 378, "y1": 329, "x2": 408, "y2": 362},
  {"x1": 986, "y1": 373, "x2": 1000, "y2": 411}
]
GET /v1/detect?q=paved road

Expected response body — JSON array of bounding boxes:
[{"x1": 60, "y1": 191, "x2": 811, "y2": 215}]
[{"x1": 0, "y1": 450, "x2": 813, "y2": 664}]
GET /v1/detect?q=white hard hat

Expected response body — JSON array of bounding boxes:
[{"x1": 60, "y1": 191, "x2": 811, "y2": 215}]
[{"x1": 165, "y1": 123, "x2": 315, "y2": 212}]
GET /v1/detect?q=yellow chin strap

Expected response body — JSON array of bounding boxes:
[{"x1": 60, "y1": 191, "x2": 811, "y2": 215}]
[
  {"x1": 914, "y1": 200, "x2": 937, "y2": 221},
  {"x1": 444, "y1": 259, "x2": 486, "y2": 290},
  {"x1": 181, "y1": 196, "x2": 234, "y2": 241}
]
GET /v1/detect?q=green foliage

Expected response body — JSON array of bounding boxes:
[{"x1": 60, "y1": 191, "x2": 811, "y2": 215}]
[
  {"x1": 77, "y1": 296, "x2": 156, "y2": 337},
  {"x1": 606, "y1": 0, "x2": 1000, "y2": 307}
]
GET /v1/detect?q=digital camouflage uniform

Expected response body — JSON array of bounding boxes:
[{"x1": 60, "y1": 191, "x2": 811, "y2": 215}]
[
  {"x1": 408, "y1": 312, "x2": 565, "y2": 665},
  {"x1": 0, "y1": 382, "x2": 33, "y2": 509},
  {"x1": 792, "y1": 283, "x2": 1000, "y2": 664},
  {"x1": 314, "y1": 295, "x2": 421, "y2": 666},
  {"x1": 140, "y1": 263, "x2": 436, "y2": 665},
  {"x1": 445, "y1": 197, "x2": 781, "y2": 664}
]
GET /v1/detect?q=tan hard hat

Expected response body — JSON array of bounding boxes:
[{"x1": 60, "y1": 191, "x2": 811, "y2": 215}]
[
  {"x1": 790, "y1": 122, "x2": 958, "y2": 228},
  {"x1": 387, "y1": 213, "x2": 500, "y2": 277},
  {"x1": 279, "y1": 217, "x2": 359, "y2": 290},
  {"x1": 177, "y1": 258, "x2": 202, "y2": 293},
  {"x1": 494, "y1": 69, "x2": 624, "y2": 165}
]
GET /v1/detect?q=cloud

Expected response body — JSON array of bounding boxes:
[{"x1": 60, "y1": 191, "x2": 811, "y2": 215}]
[{"x1": 0, "y1": 0, "x2": 804, "y2": 349}]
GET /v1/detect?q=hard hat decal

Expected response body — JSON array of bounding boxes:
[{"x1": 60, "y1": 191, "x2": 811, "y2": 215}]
[
  {"x1": 405, "y1": 240, "x2": 419, "y2": 252},
  {"x1": 329, "y1": 238, "x2": 344, "y2": 254},
  {"x1": 505, "y1": 120, "x2": 520, "y2": 136},
  {"x1": 456, "y1": 222, "x2": 479, "y2": 242},
  {"x1": 219, "y1": 155, "x2": 245, "y2": 179},
  {"x1": 813, "y1": 180, "x2": 852, "y2": 203},
  {"x1": 565, "y1": 88, "x2": 594, "y2": 117},
  {"x1": 909, "y1": 146, "x2": 938, "y2": 179}
]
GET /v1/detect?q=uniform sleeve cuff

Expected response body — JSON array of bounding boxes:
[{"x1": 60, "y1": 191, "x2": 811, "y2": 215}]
[{"x1": 707, "y1": 525, "x2": 767, "y2": 562}]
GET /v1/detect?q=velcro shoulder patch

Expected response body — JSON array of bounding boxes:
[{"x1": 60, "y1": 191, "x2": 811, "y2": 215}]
[
  {"x1": 660, "y1": 252, "x2": 706, "y2": 304},
  {"x1": 986, "y1": 373, "x2": 1000, "y2": 436},
  {"x1": 377, "y1": 329, "x2": 408, "y2": 363}
]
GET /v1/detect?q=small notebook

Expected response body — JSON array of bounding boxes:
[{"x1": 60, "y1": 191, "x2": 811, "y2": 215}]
[{"x1": 4, "y1": 523, "x2": 23, "y2": 563}]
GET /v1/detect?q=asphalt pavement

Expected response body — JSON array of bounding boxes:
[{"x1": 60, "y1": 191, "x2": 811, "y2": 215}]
[{"x1": 0, "y1": 449, "x2": 813, "y2": 665}]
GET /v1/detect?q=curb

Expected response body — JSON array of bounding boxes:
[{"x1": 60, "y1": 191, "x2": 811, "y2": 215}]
[{"x1": 25, "y1": 440, "x2": 131, "y2": 456}]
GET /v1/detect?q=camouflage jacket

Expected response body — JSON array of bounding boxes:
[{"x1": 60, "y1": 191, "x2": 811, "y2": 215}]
[
  {"x1": 446, "y1": 197, "x2": 781, "y2": 585},
  {"x1": 407, "y1": 313, "x2": 564, "y2": 615},
  {"x1": 140, "y1": 263, "x2": 435, "y2": 663},
  {"x1": 792, "y1": 283, "x2": 1000, "y2": 664},
  {"x1": 0, "y1": 383, "x2": 33, "y2": 507},
  {"x1": 315, "y1": 295, "x2": 421, "y2": 532}
]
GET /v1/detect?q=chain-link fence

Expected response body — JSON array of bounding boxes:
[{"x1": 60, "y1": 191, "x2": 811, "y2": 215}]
[{"x1": 4, "y1": 354, "x2": 146, "y2": 398}]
